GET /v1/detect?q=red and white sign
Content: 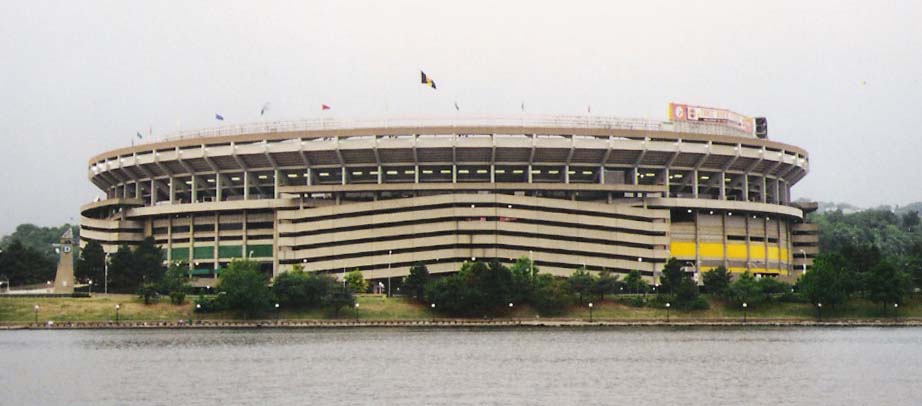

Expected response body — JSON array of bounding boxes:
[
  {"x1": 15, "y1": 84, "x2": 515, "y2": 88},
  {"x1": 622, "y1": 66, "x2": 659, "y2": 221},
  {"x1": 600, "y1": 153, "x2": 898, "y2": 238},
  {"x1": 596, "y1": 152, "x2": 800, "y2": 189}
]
[{"x1": 668, "y1": 103, "x2": 754, "y2": 134}]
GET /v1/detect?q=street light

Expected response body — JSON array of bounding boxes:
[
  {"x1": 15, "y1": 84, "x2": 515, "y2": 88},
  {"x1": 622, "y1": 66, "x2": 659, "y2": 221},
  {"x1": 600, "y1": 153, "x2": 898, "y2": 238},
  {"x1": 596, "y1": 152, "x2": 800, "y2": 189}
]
[
  {"x1": 816, "y1": 302, "x2": 822, "y2": 320},
  {"x1": 115, "y1": 304, "x2": 121, "y2": 324},
  {"x1": 354, "y1": 302, "x2": 360, "y2": 322},
  {"x1": 87, "y1": 279, "x2": 93, "y2": 296},
  {"x1": 588, "y1": 302, "x2": 594, "y2": 323},
  {"x1": 275, "y1": 303, "x2": 280, "y2": 321},
  {"x1": 430, "y1": 303, "x2": 436, "y2": 323},
  {"x1": 742, "y1": 302, "x2": 748, "y2": 323},
  {"x1": 104, "y1": 252, "x2": 110, "y2": 295},
  {"x1": 387, "y1": 250, "x2": 392, "y2": 298},
  {"x1": 33, "y1": 304, "x2": 39, "y2": 324},
  {"x1": 195, "y1": 303, "x2": 201, "y2": 323},
  {"x1": 665, "y1": 302, "x2": 671, "y2": 322}
]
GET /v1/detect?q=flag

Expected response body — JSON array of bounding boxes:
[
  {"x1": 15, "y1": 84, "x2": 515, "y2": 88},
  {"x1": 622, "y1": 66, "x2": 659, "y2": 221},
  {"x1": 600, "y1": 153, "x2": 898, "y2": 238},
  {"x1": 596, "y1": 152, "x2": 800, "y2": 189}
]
[
  {"x1": 215, "y1": 113, "x2": 224, "y2": 121},
  {"x1": 521, "y1": 102, "x2": 525, "y2": 112},
  {"x1": 420, "y1": 71, "x2": 436, "y2": 89},
  {"x1": 587, "y1": 105, "x2": 591, "y2": 114},
  {"x1": 260, "y1": 102, "x2": 270, "y2": 116},
  {"x1": 454, "y1": 101, "x2": 460, "y2": 111},
  {"x1": 321, "y1": 104, "x2": 331, "y2": 111},
  {"x1": 136, "y1": 132, "x2": 143, "y2": 140}
]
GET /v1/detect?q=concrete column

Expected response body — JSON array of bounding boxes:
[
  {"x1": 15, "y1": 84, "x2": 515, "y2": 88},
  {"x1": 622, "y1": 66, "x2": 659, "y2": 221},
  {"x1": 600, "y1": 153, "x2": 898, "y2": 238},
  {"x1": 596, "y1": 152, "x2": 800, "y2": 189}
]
[
  {"x1": 168, "y1": 178, "x2": 175, "y2": 204},
  {"x1": 632, "y1": 167, "x2": 639, "y2": 185},
  {"x1": 452, "y1": 164, "x2": 457, "y2": 183},
  {"x1": 528, "y1": 164, "x2": 533, "y2": 183},
  {"x1": 564, "y1": 165, "x2": 570, "y2": 184},
  {"x1": 150, "y1": 179, "x2": 157, "y2": 206},
  {"x1": 490, "y1": 164, "x2": 495, "y2": 183},
  {"x1": 273, "y1": 169, "x2": 280, "y2": 199},
  {"x1": 693, "y1": 169, "x2": 699, "y2": 198},
  {"x1": 664, "y1": 168, "x2": 670, "y2": 198},
  {"x1": 215, "y1": 175, "x2": 222, "y2": 202},
  {"x1": 377, "y1": 165, "x2": 382, "y2": 184},
  {"x1": 599, "y1": 166, "x2": 605, "y2": 184},
  {"x1": 341, "y1": 167, "x2": 347, "y2": 185},
  {"x1": 191, "y1": 176, "x2": 197, "y2": 203},
  {"x1": 213, "y1": 212, "x2": 220, "y2": 270},
  {"x1": 774, "y1": 178, "x2": 781, "y2": 204},
  {"x1": 243, "y1": 171, "x2": 250, "y2": 200},
  {"x1": 761, "y1": 176, "x2": 768, "y2": 203},
  {"x1": 414, "y1": 165, "x2": 419, "y2": 183},
  {"x1": 742, "y1": 175, "x2": 749, "y2": 202},
  {"x1": 135, "y1": 182, "x2": 141, "y2": 199},
  {"x1": 306, "y1": 168, "x2": 312, "y2": 186},
  {"x1": 719, "y1": 171, "x2": 726, "y2": 200}
]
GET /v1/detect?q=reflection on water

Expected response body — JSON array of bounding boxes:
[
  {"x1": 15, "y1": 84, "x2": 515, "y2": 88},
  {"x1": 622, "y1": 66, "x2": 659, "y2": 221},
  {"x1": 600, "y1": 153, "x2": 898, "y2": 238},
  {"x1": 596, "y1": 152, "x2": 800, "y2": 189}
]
[{"x1": 1, "y1": 327, "x2": 920, "y2": 405}]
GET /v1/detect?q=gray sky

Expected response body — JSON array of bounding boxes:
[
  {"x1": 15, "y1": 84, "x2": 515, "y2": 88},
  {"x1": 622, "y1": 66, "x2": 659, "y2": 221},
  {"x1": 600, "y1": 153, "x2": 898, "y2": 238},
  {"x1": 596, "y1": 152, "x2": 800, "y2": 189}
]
[{"x1": 1, "y1": 0, "x2": 921, "y2": 234}]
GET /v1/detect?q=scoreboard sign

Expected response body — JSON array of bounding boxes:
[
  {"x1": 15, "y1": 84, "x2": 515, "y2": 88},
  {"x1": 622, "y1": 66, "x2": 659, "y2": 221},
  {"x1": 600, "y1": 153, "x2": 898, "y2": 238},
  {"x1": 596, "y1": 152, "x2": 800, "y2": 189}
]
[{"x1": 669, "y1": 103, "x2": 754, "y2": 134}]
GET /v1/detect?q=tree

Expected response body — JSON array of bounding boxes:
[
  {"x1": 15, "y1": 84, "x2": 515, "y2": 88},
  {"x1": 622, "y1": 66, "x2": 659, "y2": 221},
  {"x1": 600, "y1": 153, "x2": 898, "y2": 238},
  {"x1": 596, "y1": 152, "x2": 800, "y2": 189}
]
[
  {"x1": 673, "y1": 277, "x2": 706, "y2": 310},
  {"x1": 345, "y1": 269, "x2": 368, "y2": 293},
  {"x1": 403, "y1": 262, "x2": 430, "y2": 301},
  {"x1": 531, "y1": 274, "x2": 572, "y2": 316},
  {"x1": 134, "y1": 237, "x2": 165, "y2": 284},
  {"x1": 902, "y1": 210, "x2": 920, "y2": 231},
  {"x1": 568, "y1": 267, "x2": 594, "y2": 304},
  {"x1": 658, "y1": 258, "x2": 685, "y2": 295},
  {"x1": 865, "y1": 260, "x2": 910, "y2": 308},
  {"x1": 327, "y1": 286, "x2": 355, "y2": 317},
  {"x1": 591, "y1": 270, "x2": 619, "y2": 301},
  {"x1": 0, "y1": 239, "x2": 55, "y2": 286},
  {"x1": 107, "y1": 245, "x2": 138, "y2": 291},
  {"x1": 727, "y1": 271, "x2": 763, "y2": 307},
  {"x1": 702, "y1": 266, "x2": 731, "y2": 296},
  {"x1": 76, "y1": 240, "x2": 106, "y2": 284},
  {"x1": 137, "y1": 282, "x2": 158, "y2": 305},
  {"x1": 272, "y1": 266, "x2": 338, "y2": 308},
  {"x1": 217, "y1": 259, "x2": 270, "y2": 319},
  {"x1": 509, "y1": 256, "x2": 536, "y2": 304},
  {"x1": 624, "y1": 270, "x2": 646, "y2": 294},
  {"x1": 797, "y1": 254, "x2": 849, "y2": 308},
  {"x1": 160, "y1": 261, "x2": 191, "y2": 304}
]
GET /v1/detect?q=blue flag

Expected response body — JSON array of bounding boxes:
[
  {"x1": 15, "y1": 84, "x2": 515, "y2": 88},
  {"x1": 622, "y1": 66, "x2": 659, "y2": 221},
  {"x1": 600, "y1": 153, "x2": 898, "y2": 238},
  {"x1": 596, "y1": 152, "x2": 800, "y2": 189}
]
[
  {"x1": 136, "y1": 132, "x2": 143, "y2": 139},
  {"x1": 215, "y1": 113, "x2": 224, "y2": 121}
]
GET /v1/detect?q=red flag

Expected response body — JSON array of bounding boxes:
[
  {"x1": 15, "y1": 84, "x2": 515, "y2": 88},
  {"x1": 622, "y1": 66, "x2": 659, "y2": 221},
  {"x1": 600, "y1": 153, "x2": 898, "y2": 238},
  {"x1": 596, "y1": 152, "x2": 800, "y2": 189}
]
[{"x1": 321, "y1": 104, "x2": 331, "y2": 110}]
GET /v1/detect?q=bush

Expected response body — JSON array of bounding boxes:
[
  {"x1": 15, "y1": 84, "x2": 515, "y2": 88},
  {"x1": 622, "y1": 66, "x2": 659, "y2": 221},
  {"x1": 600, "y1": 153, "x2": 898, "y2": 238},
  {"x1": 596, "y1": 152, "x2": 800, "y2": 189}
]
[
  {"x1": 272, "y1": 267, "x2": 338, "y2": 309},
  {"x1": 217, "y1": 259, "x2": 271, "y2": 318},
  {"x1": 531, "y1": 274, "x2": 572, "y2": 316}
]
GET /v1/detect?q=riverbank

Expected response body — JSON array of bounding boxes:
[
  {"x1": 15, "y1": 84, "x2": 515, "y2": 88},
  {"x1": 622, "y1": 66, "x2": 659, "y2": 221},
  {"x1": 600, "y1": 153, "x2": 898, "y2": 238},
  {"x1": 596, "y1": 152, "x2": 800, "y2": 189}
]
[{"x1": 2, "y1": 293, "x2": 921, "y2": 329}]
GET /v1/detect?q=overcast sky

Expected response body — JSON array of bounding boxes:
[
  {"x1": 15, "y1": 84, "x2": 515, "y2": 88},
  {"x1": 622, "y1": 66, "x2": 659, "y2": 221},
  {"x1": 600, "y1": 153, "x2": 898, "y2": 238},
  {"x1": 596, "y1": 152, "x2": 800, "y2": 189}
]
[{"x1": 1, "y1": 0, "x2": 920, "y2": 234}]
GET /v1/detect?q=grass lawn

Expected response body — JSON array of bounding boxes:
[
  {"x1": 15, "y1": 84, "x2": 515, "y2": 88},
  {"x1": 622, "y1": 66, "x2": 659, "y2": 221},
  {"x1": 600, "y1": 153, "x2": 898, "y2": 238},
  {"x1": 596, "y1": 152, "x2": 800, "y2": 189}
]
[{"x1": 1, "y1": 294, "x2": 920, "y2": 323}]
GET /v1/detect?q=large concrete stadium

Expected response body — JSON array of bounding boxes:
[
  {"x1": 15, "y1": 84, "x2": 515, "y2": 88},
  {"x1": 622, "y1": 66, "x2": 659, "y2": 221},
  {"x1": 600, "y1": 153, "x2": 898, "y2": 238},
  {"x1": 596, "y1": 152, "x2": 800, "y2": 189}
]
[{"x1": 80, "y1": 113, "x2": 818, "y2": 285}]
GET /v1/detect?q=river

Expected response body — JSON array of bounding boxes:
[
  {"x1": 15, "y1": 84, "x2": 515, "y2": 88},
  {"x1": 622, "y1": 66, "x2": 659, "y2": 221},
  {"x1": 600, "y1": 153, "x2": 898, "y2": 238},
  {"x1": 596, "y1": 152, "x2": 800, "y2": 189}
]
[{"x1": 0, "y1": 327, "x2": 919, "y2": 405}]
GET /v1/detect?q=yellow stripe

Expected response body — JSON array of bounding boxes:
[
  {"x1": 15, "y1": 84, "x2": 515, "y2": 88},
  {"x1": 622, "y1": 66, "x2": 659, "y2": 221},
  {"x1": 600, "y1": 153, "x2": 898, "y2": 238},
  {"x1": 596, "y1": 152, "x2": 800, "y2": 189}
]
[
  {"x1": 699, "y1": 242, "x2": 724, "y2": 257},
  {"x1": 726, "y1": 243, "x2": 747, "y2": 259},
  {"x1": 749, "y1": 244, "x2": 766, "y2": 260},
  {"x1": 669, "y1": 241, "x2": 696, "y2": 257}
]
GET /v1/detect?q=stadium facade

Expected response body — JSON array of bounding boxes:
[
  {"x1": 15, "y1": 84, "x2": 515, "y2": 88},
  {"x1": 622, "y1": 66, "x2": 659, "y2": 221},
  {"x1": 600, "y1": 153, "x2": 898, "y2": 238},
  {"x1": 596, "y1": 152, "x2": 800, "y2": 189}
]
[{"x1": 80, "y1": 114, "x2": 818, "y2": 284}]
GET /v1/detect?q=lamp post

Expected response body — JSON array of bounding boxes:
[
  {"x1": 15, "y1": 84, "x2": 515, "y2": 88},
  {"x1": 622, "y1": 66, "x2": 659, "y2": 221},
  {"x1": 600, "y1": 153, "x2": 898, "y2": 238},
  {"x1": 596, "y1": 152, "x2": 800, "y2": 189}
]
[
  {"x1": 430, "y1": 303, "x2": 436, "y2": 323},
  {"x1": 275, "y1": 303, "x2": 280, "y2": 321},
  {"x1": 33, "y1": 304, "x2": 39, "y2": 324},
  {"x1": 588, "y1": 302, "x2": 594, "y2": 323},
  {"x1": 742, "y1": 302, "x2": 748, "y2": 323},
  {"x1": 195, "y1": 303, "x2": 201, "y2": 323},
  {"x1": 387, "y1": 250, "x2": 392, "y2": 297},
  {"x1": 115, "y1": 304, "x2": 121, "y2": 324},
  {"x1": 104, "y1": 252, "x2": 110, "y2": 295},
  {"x1": 816, "y1": 302, "x2": 822, "y2": 320},
  {"x1": 508, "y1": 302, "x2": 514, "y2": 321},
  {"x1": 894, "y1": 303, "x2": 899, "y2": 319},
  {"x1": 665, "y1": 302, "x2": 671, "y2": 322},
  {"x1": 87, "y1": 280, "x2": 93, "y2": 296},
  {"x1": 354, "y1": 302, "x2": 360, "y2": 322}
]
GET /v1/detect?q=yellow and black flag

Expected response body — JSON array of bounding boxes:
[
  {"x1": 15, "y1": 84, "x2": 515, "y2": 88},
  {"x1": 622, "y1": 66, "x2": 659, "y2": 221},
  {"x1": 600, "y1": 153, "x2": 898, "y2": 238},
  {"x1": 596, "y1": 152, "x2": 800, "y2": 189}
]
[{"x1": 420, "y1": 71, "x2": 436, "y2": 89}]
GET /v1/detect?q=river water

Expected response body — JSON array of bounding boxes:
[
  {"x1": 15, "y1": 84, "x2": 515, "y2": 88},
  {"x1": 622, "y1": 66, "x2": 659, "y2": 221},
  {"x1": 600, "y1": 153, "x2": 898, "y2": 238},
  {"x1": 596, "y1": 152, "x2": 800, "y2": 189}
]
[{"x1": 0, "y1": 327, "x2": 919, "y2": 405}]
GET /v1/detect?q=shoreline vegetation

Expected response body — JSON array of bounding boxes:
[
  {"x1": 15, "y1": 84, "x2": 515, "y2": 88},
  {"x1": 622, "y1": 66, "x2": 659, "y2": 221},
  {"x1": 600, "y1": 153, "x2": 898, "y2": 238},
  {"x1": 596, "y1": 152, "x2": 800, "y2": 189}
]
[{"x1": 2, "y1": 293, "x2": 920, "y2": 329}]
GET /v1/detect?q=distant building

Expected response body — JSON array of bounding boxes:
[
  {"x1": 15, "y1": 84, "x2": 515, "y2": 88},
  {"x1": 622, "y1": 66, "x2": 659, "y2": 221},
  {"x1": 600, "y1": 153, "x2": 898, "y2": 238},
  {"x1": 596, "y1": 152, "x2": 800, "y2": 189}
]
[{"x1": 80, "y1": 115, "x2": 817, "y2": 284}]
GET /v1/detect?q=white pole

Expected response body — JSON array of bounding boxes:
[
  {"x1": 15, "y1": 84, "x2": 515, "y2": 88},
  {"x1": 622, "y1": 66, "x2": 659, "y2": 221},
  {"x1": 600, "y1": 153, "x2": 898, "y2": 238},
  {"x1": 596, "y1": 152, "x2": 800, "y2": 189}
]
[{"x1": 104, "y1": 252, "x2": 110, "y2": 295}]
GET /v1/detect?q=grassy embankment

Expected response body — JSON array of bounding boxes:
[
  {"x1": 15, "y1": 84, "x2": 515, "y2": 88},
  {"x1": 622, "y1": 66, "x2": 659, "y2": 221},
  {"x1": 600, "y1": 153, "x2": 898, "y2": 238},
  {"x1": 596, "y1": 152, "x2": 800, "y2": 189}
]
[{"x1": 2, "y1": 294, "x2": 922, "y2": 323}]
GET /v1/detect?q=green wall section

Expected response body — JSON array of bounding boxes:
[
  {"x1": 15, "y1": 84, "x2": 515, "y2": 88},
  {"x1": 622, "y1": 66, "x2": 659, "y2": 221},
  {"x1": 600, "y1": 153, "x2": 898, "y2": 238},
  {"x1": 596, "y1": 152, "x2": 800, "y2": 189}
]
[
  {"x1": 219, "y1": 245, "x2": 243, "y2": 259},
  {"x1": 193, "y1": 246, "x2": 213, "y2": 260},
  {"x1": 170, "y1": 247, "x2": 189, "y2": 260},
  {"x1": 249, "y1": 244, "x2": 273, "y2": 258}
]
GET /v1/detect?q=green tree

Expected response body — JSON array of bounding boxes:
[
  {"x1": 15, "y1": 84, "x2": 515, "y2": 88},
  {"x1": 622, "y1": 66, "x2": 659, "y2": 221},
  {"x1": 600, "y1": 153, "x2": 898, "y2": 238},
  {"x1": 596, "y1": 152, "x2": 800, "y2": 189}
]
[
  {"x1": 345, "y1": 269, "x2": 368, "y2": 293},
  {"x1": 531, "y1": 274, "x2": 572, "y2": 316},
  {"x1": 727, "y1": 271, "x2": 764, "y2": 306},
  {"x1": 160, "y1": 261, "x2": 191, "y2": 304},
  {"x1": 702, "y1": 266, "x2": 731, "y2": 297},
  {"x1": 673, "y1": 276, "x2": 706, "y2": 310},
  {"x1": 403, "y1": 262, "x2": 430, "y2": 301},
  {"x1": 797, "y1": 253, "x2": 849, "y2": 308},
  {"x1": 509, "y1": 256, "x2": 536, "y2": 303},
  {"x1": 591, "y1": 270, "x2": 619, "y2": 302},
  {"x1": 865, "y1": 260, "x2": 910, "y2": 308},
  {"x1": 326, "y1": 286, "x2": 355, "y2": 317},
  {"x1": 107, "y1": 245, "x2": 138, "y2": 291},
  {"x1": 902, "y1": 210, "x2": 920, "y2": 231},
  {"x1": 0, "y1": 239, "x2": 56, "y2": 286},
  {"x1": 658, "y1": 257, "x2": 685, "y2": 295},
  {"x1": 134, "y1": 237, "x2": 165, "y2": 284},
  {"x1": 76, "y1": 240, "x2": 106, "y2": 284},
  {"x1": 624, "y1": 270, "x2": 646, "y2": 294},
  {"x1": 217, "y1": 259, "x2": 270, "y2": 319},
  {"x1": 137, "y1": 282, "x2": 159, "y2": 305},
  {"x1": 272, "y1": 266, "x2": 337, "y2": 309},
  {"x1": 568, "y1": 267, "x2": 594, "y2": 304}
]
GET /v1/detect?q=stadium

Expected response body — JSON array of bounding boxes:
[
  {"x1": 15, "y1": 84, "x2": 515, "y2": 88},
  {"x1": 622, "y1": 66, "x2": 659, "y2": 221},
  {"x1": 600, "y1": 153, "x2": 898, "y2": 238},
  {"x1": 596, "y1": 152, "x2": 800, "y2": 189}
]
[{"x1": 80, "y1": 106, "x2": 818, "y2": 286}]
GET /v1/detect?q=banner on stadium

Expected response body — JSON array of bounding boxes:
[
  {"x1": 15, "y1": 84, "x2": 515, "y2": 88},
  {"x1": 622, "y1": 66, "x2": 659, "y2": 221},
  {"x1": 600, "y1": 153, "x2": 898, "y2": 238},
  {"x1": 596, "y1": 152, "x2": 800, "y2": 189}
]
[{"x1": 668, "y1": 103, "x2": 754, "y2": 134}]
